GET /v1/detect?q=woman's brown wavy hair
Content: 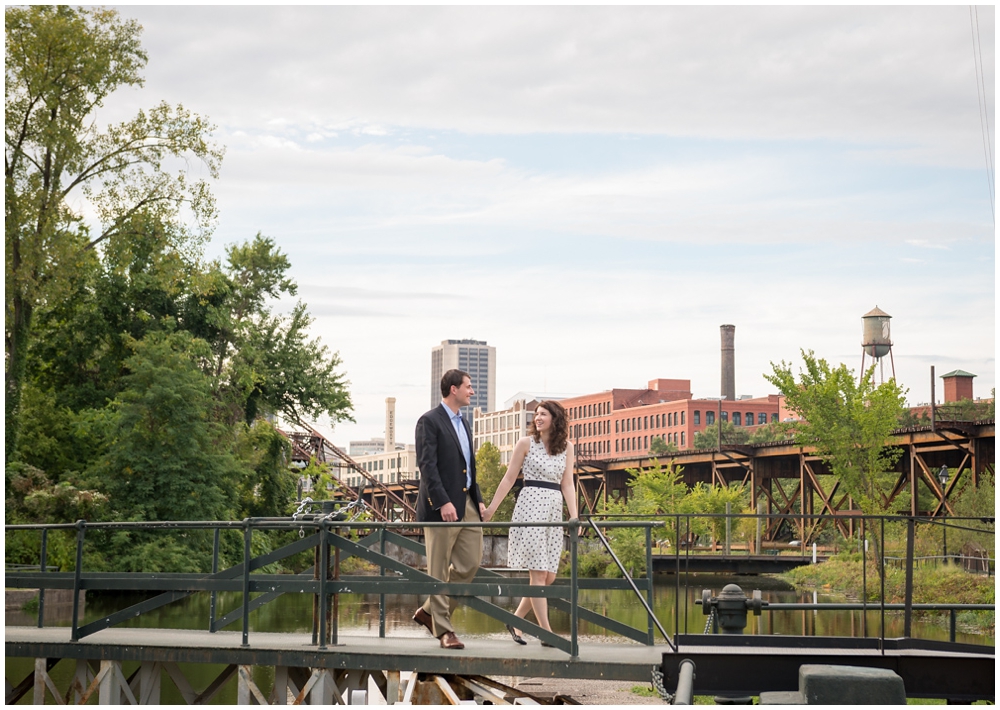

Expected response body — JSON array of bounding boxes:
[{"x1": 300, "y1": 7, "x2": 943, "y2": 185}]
[{"x1": 530, "y1": 400, "x2": 569, "y2": 455}]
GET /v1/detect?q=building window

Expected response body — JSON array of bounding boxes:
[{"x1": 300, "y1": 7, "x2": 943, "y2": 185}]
[
  {"x1": 733, "y1": 412, "x2": 742, "y2": 426},
  {"x1": 615, "y1": 420, "x2": 619, "y2": 433},
  {"x1": 721, "y1": 411, "x2": 729, "y2": 422},
  {"x1": 706, "y1": 411, "x2": 715, "y2": 426},
  {"x1": 772, "y1": 413, "x2": 779, "y2": 423},
  {"x1": 759, "y1": 412, "x2": 767, "y2": 425},
  {"x1": 694, "y1": 411, "x2": 701, "y2": 426},
  {"x1": 681, "y1": 432, "x2": 685, "y2": 447},
  {"x1": 644, "y1": 436, "x2": 649, "y2": 449},
  {"x1": 681, "y1": 411, "x2": 685, "y2": 426}
]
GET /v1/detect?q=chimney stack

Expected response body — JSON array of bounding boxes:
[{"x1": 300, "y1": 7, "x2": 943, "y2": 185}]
[
  {"x1": 720, "y1": 324, "x2": 735, "y2": 401},
  {"x1": 384, "y1": 397, "x2": 396, "y2": 452}
]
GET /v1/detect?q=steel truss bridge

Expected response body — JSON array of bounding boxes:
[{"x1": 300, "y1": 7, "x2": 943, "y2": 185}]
[
  {"x1": 5, "y1": 511, "x2": 994, "y2": 704},
  {"x1": 311, "y1": 419, "x2": 993, "y2": 540}
]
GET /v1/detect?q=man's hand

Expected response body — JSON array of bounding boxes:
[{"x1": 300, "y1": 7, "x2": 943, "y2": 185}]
[
  {"x1": 439, "y1": 502, "x2": 458, "y2": 522},
  {"x1": 481, "y1": 503, "x2": 491, "y2": 522}
]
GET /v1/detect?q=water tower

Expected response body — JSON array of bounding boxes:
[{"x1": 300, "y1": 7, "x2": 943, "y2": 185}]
[{"x1": 860, "y1": 306, "x2": 895, "y2": 383}]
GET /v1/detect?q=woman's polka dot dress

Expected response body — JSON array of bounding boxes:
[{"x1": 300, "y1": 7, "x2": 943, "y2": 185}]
[{"x1": 508, "y1": 438, "x2": 567, "y2": 573}]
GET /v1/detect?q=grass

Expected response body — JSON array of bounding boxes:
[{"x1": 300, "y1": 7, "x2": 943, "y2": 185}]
[{"x1": 780, "y1": 558, "x2": 995, "y2": 634}]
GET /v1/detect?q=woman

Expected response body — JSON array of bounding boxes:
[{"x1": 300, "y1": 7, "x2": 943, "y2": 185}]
[{"x1": 483, "y1": 400, "x2": 578, "y2": 646}]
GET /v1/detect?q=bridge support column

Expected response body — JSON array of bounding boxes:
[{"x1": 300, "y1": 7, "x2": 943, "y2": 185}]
[
  {"x1": 138, "y1": 662, "x2": 162, "y2": 704},
  {"x1": 309, "y1": 669, "x2": 335, "y2": 705},
  {"x1": 98, "y1": 660, "x2": 124, "y2": 704},
  {"x1": 32, "y1": 658, "x2": 46, "y2": 705}
]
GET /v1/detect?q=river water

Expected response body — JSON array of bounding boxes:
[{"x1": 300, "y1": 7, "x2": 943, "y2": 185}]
[{"x1": 7, "y1": 574, "x2": 992, "y2": 704}]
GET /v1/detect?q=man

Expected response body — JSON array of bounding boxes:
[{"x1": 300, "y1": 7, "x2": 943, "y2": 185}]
[{"x1": 412, "y1": 369, "x2": 486, "y2": 650}]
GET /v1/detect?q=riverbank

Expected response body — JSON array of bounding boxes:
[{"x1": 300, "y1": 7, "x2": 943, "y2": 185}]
[{"x1": 779, "y1": 558, "x2": 995, "y2": 634}]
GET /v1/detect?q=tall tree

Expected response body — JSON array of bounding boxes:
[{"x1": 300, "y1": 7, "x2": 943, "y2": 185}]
[
  {"x1": 205, "y1": 234, "x2": 353, "y2": 428},
  {"x1": 88, "y1": 329, "x2": 240, "y2": 524},
  {"x1": 5, "y1": 5, "x2": 222, "y2": 458},
  {"x1": 765, "y1": 350, "x2": 906, "y2": 514}
]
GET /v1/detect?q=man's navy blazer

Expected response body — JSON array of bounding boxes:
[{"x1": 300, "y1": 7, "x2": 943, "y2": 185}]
[{"x1": 414, "y1": 404, "x2": 483, "y2": 522}]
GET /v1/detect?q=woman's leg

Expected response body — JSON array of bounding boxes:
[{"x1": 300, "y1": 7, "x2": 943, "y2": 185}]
[{"x1": 527, "y1": 569, "x2": 553, "y2": 632}]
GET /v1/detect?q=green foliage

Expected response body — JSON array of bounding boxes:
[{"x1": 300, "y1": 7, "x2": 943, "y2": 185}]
[
  {"x1": 693, "y1": 419, "x2": 749, "y2": 449},
  {"x1": 5, "y1": 6, "x2": 222, "y2": 458},
  {"x1": 87, "y1": 330, "x2": 240, "y2": 523},
  {"x1": 574, "y1": 548, "x2": 615, "y2": 577},
  {"x1": 648, "y1": 435, "x2": 677, "y2": 455},
  {"x1": 949, "y1": 469, "x2": 995, "y2": 556},
  {"x1": 234, "y1": 419, "x2": 297, "y2": 518},
  {"x1": 4, "y1": 9, "x2": 353, "y2": 574},
  {"x1": 936, "y1": 394, "x2": 995, "y2": 423},
  {"x1": 898, "y1": 408, "x2": 930, "y2": 428},
  {"x1": 475, "y1": 441, "x2": 514, "y2": 532},
  {"x1": 748, "y1": 421, "x2": 796, "y2": 444},
  {"x1": 591, "y1": 460, "x2": 751, "y2": 574},
  {"x1": 766, "y1": 350, "x2": 906, "y2": 514}
]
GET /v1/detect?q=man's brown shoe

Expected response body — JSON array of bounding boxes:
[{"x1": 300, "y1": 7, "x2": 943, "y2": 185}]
[
  {"x1": 439, "y1": 631, "x2": 465, "y2": 650},
  {"x1": 412, "y1": 608, "x2": 434, "y2": 635}
]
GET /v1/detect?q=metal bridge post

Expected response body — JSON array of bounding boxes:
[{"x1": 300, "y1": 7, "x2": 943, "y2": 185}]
[
  {"x1": 38, "y1": 528, "x2": 47, "y2": 629},
  {"x1": 241, "y1": 519, "x2": 252, "y2": 648},
  {"x1": 318, "y1": 519, "x2": 330, "y2": 649},
  {"x1": 209, "y1": 527, "x2": 220, "y2": 633},
  {"x1": 645, "y1": 526, "x2": 654, "y2": 645},
  {"x1": 379, "y1": 525, "x2": 387, "y2": 639},
  {"x1": 570, "y1": 519, "x2": 579, "y2": 658},
  {"x1": 904, "y1": 517, "x2": 915, "y2": 638},
  {"x1": 70, "y1": 520, "x2": 85, "y2": 642}
]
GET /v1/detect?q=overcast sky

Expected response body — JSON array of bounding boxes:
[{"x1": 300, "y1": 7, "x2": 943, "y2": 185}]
[{"x1": 101, "y1": 5, "x2": 995, "y2": 447}]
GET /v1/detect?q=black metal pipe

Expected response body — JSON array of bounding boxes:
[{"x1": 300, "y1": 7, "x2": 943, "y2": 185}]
[{"x1": 674, "y1": 658, "x2": 697, "y2": 705}]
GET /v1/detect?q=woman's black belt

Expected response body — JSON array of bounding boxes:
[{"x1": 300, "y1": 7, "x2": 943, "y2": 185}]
[{"x1": 524, "y1": 480, "x2": 561, "y2": 491}]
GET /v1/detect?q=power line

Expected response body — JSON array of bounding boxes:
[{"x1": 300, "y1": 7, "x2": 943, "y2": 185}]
[{"x1": 969, "y1": 5, "x2": 995, "y2": 223}]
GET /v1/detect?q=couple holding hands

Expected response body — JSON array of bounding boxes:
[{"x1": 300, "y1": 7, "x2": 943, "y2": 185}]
[{"x1": 411, "y1": 369, "x2": 578, "y2": 649}]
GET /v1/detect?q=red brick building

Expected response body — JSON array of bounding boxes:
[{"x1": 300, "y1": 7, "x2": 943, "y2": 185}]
[{"x1": 560, "y1": 378, "x2": 780, "y2": 460}]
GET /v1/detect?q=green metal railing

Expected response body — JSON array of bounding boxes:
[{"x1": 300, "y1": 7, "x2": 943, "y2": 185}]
[
  {"x1": 6, "y1": 509, "x2": 994, "y2": 657},
  {"x1": 5, "y1": 512, "x2": 675, "y2": 657}
]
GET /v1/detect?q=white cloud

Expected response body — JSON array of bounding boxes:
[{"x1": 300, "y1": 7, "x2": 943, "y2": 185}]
[
  {"x1": 89, "y1": 5, "x2": 993, "y2": 447},
  {"x1": 108, "y1": 6, "x2": 993, "y2": 167}
]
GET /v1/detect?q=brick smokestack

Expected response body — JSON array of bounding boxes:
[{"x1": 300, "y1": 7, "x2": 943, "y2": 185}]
[
  {"x1": 384, "y1": 397, "x2": 396, "y2": 452},
  {"x1": 720, "y1": 324, "x2": 735, "y2": 401}
]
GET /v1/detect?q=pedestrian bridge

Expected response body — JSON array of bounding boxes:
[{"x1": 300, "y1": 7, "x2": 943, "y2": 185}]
[{"x1": 6, "y1": 509, "x2": 994, "y2": 704}]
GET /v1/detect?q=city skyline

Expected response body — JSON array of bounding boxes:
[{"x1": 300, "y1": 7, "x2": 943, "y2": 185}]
[{"x1": 89, "y1": 6, "x2": 993, "y2": 446}]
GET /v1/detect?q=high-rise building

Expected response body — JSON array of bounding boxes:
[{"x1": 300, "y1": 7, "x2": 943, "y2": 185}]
[{"x1": 430, "y1": 339, "x2": 496, "y2": 419}]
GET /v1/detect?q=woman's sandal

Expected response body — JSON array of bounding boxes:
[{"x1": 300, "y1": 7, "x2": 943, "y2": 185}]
[{"x1": 505, "y1": 624, "x2": 527, "y2": 645}]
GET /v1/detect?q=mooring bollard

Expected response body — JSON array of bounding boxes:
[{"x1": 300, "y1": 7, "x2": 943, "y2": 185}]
[
  {"x1": 698, "y1": 584, "x2": 768, "y2": 704},
  {"x1": 698, "y1": 583, "x2": 767, "y2": 634}
]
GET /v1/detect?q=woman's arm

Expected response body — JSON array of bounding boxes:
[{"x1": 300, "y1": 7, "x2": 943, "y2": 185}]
[
  {"x1": 483, "y1": 437, "x2": 530, "y2": 522},
  {"x1": 560, "y1": 442, "x2": 578, "y2": 520}
]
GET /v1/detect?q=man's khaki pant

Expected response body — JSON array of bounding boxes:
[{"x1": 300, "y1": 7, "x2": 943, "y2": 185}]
[{"x1": 421, "y1": 495, "x2": 483, "y2": 637}]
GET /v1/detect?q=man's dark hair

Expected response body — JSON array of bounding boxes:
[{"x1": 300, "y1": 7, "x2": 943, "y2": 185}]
[{"x1": 440, "y1": 369, "x2": 471, "y2": 398}]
